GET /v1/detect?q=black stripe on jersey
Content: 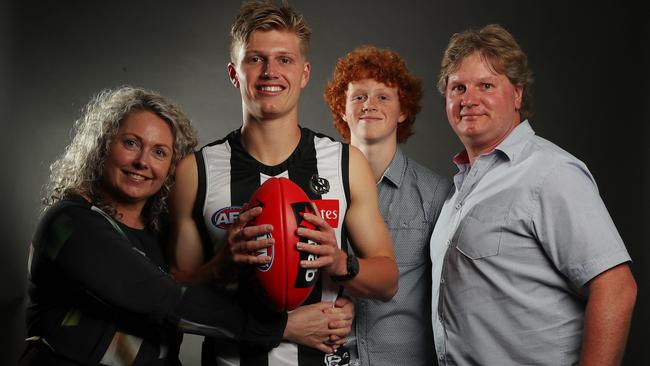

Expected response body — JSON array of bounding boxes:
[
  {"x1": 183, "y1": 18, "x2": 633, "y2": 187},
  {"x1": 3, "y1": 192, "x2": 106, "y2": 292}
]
[
  {"x1": 290, "y1": 128, "x2": 321, "y2": 200},
  {"x1": 241, "y1": 347, "x2": 269, "y2": 366},
  {"x1": 298, "y1": 345, "x2": 325, "y2": 366},
  {"x1": 228, "y1": 130, "x2": 264, "y2": 205},
  {"x1": 193, "y1": 150, "x2": 214, "y2": 259},
  {"x1": 340, "y1": 144, "x2": 350, "y2": 253}
]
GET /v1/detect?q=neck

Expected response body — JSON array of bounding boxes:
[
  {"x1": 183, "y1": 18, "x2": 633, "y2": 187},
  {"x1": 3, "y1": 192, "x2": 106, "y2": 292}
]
[
  {"x1": 241, "y1": 113, "x2": 301, "y2": 166},
  {"x1": 352, "y1": 138, "x2": 398, "y2": 182},
  {"x1": 465, "y1": 120, "x2": 521, "y2": 166},
  {"x1": 112, "y1": 202, "x2": 146, "y2": 229}
]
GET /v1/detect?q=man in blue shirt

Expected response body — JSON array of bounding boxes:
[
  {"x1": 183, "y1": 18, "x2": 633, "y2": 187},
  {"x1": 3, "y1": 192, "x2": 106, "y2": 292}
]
[{"x1": 430, "y1": 24, "x2": 637, "y2": 365}]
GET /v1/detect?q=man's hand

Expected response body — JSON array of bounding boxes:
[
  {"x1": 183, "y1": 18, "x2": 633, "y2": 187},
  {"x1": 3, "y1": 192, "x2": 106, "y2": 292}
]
[
  {"x1": 295, "y1": 212, "x2": 348, "y2": 276},
  {"x1": 283, "y1": 299, "x2": 354, "y2": 353},
  {"x1": 227, "y1": 206, "x2": 274, "y2": 265},
  {"x1": 325, "y1": 296, "x2": 354, "y2": 346}
]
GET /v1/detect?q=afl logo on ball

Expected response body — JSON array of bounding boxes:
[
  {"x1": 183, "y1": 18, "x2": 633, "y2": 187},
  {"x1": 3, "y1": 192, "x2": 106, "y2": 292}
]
[
  {"x1": 255, "y1": 233, "x2": 274, "y2": 272},
  {"x1": 310, "y1": 174, "x2": 330, "y2": 195},
  {"x1": 211, "y1": 206, "x2": 242, "y2": 229}
]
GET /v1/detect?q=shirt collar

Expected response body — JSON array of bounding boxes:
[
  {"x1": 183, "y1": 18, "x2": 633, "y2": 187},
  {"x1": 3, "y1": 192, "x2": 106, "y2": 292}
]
[
  {"x1": 495, "y1": 119, "x2": 535, "y2": 162},
  {"x1": 380, "y1": 147, "x2": 407, "y2": 188},
  {"x1": 452, "y1": 119, "x2": 535, "y2": 166}
]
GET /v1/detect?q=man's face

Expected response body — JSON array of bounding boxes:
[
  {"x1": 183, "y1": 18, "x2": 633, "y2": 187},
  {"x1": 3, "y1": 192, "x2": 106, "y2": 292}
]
[
  {"x1": 342, "y1": 78, "x2": 405, "y2": 146},
  {"x1": 445, "y1": 51, "x2": 523, "y2": 154},
  {"x1": 228, "y1": 30, "x2": 310, "y2": 120}
]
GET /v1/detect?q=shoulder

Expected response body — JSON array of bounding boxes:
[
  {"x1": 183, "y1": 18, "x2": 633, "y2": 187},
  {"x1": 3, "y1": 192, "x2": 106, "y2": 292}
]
[
  {"x1": 404, "y1": 155, "x2": 452, "y2": 197},
  {"x1": 32, "y1": 197, "x2": 109, "y2": 257},
  {"x1": 523, "y1": 136, "x2": 596, "y2": 189}
]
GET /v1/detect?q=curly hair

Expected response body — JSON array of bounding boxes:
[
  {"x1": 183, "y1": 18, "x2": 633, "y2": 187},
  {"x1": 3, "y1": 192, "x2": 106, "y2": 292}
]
[
  {"x1": 230, "y1": 0, "x2": 312, "y2": 62},
  {"x1": 437, "y1": 24, "x2": 534, "y2": 119},
  {"x1": 324, "y1": 46, "x2": 422, "y2": 143},
  {"x1": 44, "y1": 86, "x2": 198, "y2": 231}
]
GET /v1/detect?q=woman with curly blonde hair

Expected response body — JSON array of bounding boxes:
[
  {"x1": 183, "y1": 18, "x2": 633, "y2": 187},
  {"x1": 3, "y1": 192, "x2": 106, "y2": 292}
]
[
  {"x1": 22, "y1": 86, "x2": 294, "y2": 366},
  {"x1": 44, "y1": 86, "x2": 197, "y2": 231}
]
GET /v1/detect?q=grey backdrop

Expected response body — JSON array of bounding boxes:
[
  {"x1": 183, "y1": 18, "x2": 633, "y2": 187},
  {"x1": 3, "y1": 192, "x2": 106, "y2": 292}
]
[{"x1": 2, "y1": 1, "x2": 648, "y2": 365}]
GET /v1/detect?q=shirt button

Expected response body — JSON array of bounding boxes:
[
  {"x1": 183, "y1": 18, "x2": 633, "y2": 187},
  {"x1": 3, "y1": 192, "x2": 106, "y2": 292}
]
[
  {"x1": 447, "y1": 239, "x2": 452, "y2": 246},
  {"x1": 440, "y1": 277, "x2": 445, "y2": 284},
  {"x1": 455, "y1": 203, "x2": 462, "y2": 210},
  {"x1": 439, "y1": 354, "x2": 445, "y2": 360}
]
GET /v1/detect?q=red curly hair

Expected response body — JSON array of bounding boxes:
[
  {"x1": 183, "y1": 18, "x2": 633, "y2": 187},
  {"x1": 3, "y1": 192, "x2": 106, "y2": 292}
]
[{"x1": 324, "y1": 46, "x2": 422, "y2": 143}]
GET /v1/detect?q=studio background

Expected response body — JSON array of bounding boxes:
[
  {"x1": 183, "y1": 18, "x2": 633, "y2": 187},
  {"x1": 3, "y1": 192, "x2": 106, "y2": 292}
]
[{"x1": 1, "y1": 1, "x2": 647, "y2": 364}]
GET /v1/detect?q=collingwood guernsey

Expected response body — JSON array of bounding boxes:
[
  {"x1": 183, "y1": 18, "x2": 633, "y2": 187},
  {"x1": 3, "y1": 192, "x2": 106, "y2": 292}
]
[{"x1": 195, "y1": 127, "x2": 351, "y2": 366}]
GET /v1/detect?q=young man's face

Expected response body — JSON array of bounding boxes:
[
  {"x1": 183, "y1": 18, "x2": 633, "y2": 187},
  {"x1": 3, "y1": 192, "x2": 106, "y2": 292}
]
[
  {"x1": 342, "y1": 78, "x2": 406, "y2": 146},
  {"x1": 445, "y1": 51, "x2": 523, "y2": 154},
  {"x1": 228, "y1": 29, "x2": 310, "y2": 121}
]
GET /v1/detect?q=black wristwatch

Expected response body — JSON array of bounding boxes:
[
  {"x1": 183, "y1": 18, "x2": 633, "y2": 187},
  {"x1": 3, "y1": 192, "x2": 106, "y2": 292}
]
[{"x1": 330, "y1": 253, "x2": 359, "y2": 282}]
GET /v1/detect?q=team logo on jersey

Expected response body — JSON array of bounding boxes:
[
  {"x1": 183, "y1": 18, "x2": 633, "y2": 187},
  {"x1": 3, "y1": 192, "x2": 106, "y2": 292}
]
[
  {"x1": 324, "y1": 346, "x2": 350, "y2": 366},
  {"x1": 310, "y1": 174, "x2": 330, "y2": 195},
  {"x1": 211, "y1": 206, "x2": 242, "y2": 229},
  {"x1": 255, "y1": 232, "x2": 274, "y2": 272},
  {"x1": 313, "y1": 199, "x2": 340, "y2": 228}
]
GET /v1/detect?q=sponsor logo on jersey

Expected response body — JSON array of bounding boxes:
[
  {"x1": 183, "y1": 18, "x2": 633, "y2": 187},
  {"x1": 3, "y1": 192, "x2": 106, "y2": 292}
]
[
  {"x1": 292, "y1": 202, "x2": 320, "y2": 288},
  {"x1": 310, "y1": 174, "x2": 330, "y2": 195},
  {"x1": 313, "y1": 199, "x2": 340, "y2": 228},
  {"x1": 255, "y1": 232, "x2": 274, "y2": 272},
  {"x1": 210, "y1": 206, "x2": 242, "y2": 229}
]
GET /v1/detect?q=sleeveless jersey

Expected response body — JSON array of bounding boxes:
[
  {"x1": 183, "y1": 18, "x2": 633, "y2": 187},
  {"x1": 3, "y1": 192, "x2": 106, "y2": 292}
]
[{"x1": 195, "y1": 127, "x2": 351, "y2": 366}]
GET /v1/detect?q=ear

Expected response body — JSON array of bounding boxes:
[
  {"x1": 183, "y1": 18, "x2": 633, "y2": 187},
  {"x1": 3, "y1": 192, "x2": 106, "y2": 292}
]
[
  {"x1": 514, "y1": 85, "x2": 524, "y2": 110},
  {"x1": 397, "y1": 111, "x2": 407, "y2": 124},
  {"x1": 227, "y1": 63, "x2": 240, "y2": 89},
  {"x1": 341, "y1": 112, "x2": 349, "y2": 123},
  {"x1": 300, "y1": 62, "x2": 311, "y2": 89}
]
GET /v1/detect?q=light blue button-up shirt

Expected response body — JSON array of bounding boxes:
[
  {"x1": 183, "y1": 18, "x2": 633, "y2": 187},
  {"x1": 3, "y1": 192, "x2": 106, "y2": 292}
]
[{"x1": 430, "y1": 121, "x2": 630, "y2": 365}]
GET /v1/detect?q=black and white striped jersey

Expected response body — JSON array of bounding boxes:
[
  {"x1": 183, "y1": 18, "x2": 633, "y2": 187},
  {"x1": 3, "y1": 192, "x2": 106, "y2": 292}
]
[{"x1": 195, "y1": 127, "x2": 351, "y2": 366}]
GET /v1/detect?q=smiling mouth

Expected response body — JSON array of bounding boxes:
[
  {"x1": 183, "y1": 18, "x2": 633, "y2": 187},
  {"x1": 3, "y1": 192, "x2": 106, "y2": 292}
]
[
  {"x1": 360, "y1": 115, "x2": 382, "y2": 121},
  {"x1": 257, "y1": 85, "x2": 284, "y2": 93},
  {"x1": 124, "y1": 171, "x2": 151, "y2": 181}
]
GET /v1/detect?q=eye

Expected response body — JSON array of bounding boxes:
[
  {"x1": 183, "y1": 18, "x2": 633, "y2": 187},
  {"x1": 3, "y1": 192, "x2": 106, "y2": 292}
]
[
  {"x1": 351, "y1": 95, "x2": 366, "y2": 102},
  {"x1": 482, "y1": 83, "x2": 494, "y2": 90},
  {"x1": 451, "y1": 85, "x2": 466, "y2": 93},
  {"x1": 123, "y1": 138, "x2": 140, "y2": 150},
  {"x1": 248, "y1": 55, "x2": 262, "y2": 63},
  {"x1": 278, "y1": 56, "x2": 292, "y2": 64},
  {"x1": 152, "y1": 147, "x2": 168, "y2": 160},
  {"x1": 378, "y1": 95, "x2": 389, "y2": 101}
]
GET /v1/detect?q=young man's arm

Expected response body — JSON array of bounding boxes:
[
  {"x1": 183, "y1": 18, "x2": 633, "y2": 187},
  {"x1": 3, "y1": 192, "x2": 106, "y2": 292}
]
[
  {"x1": 580, "y1": 263, "x2": 636, "y2": 366},
  {"x1": 168, "y1": 154, "x2": 205, "y2": 280},
  {"x1": 298, "y1": 146, "x2": 398, "y2": 301}
]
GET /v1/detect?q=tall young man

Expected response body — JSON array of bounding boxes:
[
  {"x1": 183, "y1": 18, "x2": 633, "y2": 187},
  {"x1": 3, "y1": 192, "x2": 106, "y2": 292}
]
[
  {"x1": 325, "y1": 46, "x2": 450, "y2": 366},
  {"x1": 169, "y1": 2, "x2": 398, "y2": 366}
]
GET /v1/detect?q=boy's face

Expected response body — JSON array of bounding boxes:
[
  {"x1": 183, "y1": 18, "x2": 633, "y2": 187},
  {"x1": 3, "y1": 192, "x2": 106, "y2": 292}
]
[
  {"x1": 342, "y1": 78, "x2": 405, "y2": 145},
  {"x1": 228, "y1": 29, "x2": 310, "y2": 120}
]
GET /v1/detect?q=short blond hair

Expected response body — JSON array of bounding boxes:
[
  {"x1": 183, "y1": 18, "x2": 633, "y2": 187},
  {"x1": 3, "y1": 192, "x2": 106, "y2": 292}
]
[{"x1": 230, "y1": 0, "x2": 311, "y2": 62}]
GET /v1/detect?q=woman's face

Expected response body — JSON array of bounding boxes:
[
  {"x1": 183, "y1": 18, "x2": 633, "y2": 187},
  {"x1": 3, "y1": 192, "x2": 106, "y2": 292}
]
[{"x1": 102, "y1": 110, "x2": 174, "y2": 211}]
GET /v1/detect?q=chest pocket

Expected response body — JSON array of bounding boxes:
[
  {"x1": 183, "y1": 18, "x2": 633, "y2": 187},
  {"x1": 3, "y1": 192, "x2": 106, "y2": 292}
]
[
  {"x1": 454, "y1": 204, "x2": 508, "y2": 260},
  {"x1": 387, "y1": 216, "x2": 430, "y2": 265}
]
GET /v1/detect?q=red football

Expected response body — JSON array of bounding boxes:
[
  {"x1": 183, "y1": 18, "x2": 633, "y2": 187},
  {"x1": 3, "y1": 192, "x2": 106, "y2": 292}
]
[{"x1": 247, "y1": 177, "x2": 319, "y2": 311}]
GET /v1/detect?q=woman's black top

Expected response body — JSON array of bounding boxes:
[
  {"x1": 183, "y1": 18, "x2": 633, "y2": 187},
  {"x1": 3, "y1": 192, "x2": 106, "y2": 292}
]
[{"x1": 23, "y1": 196, "x2": 286, "y2": 365}]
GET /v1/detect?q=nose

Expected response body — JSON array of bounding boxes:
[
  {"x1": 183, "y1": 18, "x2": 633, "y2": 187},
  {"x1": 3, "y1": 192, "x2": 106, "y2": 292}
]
[
  {"x1": 362, "y1": 99, "x2": 377, "y2": 113},
  {"x1": 262, "y1": 61, "x2": 277, "y2": 78},
  {"x1": 132, "y1": 151, "x2": 149, "y2": 169},
  {"x1": 460, "y1": 88, "x2": 478, "y2": 107}
]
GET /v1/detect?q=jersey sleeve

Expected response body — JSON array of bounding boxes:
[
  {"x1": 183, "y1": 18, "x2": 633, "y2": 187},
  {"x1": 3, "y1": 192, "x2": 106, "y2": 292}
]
[{"x1": 35, "y1": 203, "x2": 286, "y2": 350}]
